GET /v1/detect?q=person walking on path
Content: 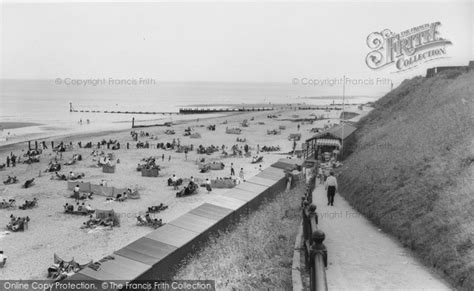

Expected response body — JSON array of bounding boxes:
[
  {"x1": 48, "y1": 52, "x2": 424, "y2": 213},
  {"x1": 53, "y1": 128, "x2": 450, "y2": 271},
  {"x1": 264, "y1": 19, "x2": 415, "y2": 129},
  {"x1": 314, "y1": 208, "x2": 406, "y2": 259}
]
[
  {"x1": 6, "y1": 156, "x2": 10, "y2": 167},
  {"x1": 205, "y1": 178, "x2": 212, "y2": 193},
  {"x1": 11, "y1": 154, "x2": 16, "y2": 167},
  {"x1": 230, "y1": 163, "x2": 235, "y2": 176},
  {"x1": 325, "y1": 171, "x2": 338, "y2": 206},
  {"x1": 239, "y1": 168, "x2": 245, "y2": 182},
  {"x1": 162, "y1": 154, "x2": 165, "y2": 162}
]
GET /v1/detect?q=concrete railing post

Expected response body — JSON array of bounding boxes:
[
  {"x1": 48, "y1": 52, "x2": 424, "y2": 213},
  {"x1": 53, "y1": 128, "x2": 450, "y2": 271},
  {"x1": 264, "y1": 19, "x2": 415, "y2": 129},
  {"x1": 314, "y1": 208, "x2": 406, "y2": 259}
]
[{"x1": 310, "y1": 230, "x2": 328, "y2": 291}]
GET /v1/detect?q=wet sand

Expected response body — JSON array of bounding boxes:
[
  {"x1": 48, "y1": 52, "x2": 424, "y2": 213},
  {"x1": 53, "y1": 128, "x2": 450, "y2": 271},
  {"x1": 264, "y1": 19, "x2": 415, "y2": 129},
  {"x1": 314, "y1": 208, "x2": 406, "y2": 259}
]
[{"x1": 0, "y1": 122, "x2": 41, "y2": 130}]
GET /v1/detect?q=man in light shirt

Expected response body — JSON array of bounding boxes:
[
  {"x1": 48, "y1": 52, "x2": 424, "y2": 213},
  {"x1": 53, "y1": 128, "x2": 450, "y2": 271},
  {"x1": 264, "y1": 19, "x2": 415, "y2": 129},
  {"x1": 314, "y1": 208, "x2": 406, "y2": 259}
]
[
  {"x1": 325, "y1": 171, "x2": 338, "y2": 206},
  {"x1": 73, "y1": 185, "x2": 80, "y2": 197},
  {"x1": 171, "y1": 174, "x2": 178, "y2": 190}
]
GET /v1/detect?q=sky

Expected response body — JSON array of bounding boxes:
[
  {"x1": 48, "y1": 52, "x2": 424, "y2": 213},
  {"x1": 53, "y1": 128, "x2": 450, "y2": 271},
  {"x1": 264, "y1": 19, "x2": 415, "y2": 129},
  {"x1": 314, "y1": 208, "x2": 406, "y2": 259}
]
[{"x1": 1, "y1": 0, "x2": 472, "y2": 92}]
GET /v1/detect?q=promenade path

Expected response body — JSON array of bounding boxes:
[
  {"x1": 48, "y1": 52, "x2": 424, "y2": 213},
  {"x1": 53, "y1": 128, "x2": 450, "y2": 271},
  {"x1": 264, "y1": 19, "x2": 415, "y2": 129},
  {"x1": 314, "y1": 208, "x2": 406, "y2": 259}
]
[{"x1": 311, "y1": 184, "x2": 451, "y2": 290}]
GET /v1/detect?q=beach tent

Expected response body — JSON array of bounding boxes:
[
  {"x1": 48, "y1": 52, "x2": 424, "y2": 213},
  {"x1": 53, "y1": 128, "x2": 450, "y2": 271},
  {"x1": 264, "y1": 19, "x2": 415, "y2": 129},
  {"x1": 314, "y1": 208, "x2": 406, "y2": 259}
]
[
  {"x1": 142, "y1": 168, "x2": 159, "y2": 177},
  {"x1": 102, "y1": 165, "x2": 116, "y2": 173},
  {"x1": 67, "y1": 181, "x2": 91, "y2": 192},
  {"x1": 90, "y1": 185, "x2": 114, "y2": 197},
  {"x1": 208, "y1": 162, "x2": 225, "y2": 170}
]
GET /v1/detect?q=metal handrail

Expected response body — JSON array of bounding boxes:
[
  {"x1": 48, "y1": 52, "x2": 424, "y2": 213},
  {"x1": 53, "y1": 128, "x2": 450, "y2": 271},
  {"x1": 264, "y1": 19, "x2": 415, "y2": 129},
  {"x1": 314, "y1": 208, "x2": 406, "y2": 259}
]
[
  {"x1": 311, "y1": 251, "x2": 328, "y2": 291},
  {"x1": 302, "y1": 180, "x2": 328, "y2": 291}
]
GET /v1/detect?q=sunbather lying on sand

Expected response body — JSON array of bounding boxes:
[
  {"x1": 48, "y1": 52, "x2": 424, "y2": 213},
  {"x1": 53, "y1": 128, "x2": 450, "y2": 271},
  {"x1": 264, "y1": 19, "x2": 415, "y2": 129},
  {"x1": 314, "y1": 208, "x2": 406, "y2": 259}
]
[
  {"x1": 7, "y1": 215, "x2": 30, "y2": 232},
  {"x1": 53, "y1": 172, "x2": 67, "y2": 180},
  {"x1": 68, "y1": 172, "x2": 85, "y2": 180},
  {"x1": 100, "y1": 213, "x2": 114, "y2": 227},
  {"x1": 19, "y1": 198, "x2": 38, "y2": 210},
  {"x1": 3, "y1": 175, "x2": 18, "y2": 185},
  {"x1": 46, "y1": 162, "x2": 61, "y2": 172},
  {"x1": 0, "y1": 199, "x2": 15, "y2": 209},
  {"x1": 147, "y1": 203, "x2": 168, "y2": 213},
  {"x1": 136, "y1": 214, "x2": 164, "y2": 229},
  {"x1": 107, "y1": 193, "x2": 127, "y2": 202},
  {"x1": 64, "y1": 160, "x2": 75, "y2": 166},
  {"x1": 176, "y1": 180, "x2": 199, "y2": 197},
  {"x1": 23, "y1": 178, "x2": 35, "y2": 188},
  {"x1": 82, "y1": 215, "x2": 101, "y2": 228},
  {"x1": 116, "y1": 192, "x2": 127, "y2": 202}
]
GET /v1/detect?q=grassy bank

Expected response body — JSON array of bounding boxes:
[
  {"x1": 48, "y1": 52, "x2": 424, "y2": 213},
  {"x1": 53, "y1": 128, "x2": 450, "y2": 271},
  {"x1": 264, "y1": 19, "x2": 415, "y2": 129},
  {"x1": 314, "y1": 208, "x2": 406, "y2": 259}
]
[
  {"x1": 173, "y1": 182, "x2": 304, "y2": 290},
  {"x1": 338, "y1": 70, "x2": 473, "y2": 290}
]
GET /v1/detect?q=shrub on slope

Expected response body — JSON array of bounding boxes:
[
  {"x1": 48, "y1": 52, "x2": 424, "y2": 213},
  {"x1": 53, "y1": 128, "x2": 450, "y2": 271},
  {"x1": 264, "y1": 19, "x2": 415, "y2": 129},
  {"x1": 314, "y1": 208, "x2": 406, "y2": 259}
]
[{"x1": 339, "y1": 70, "x2": 474, "y2": 290}]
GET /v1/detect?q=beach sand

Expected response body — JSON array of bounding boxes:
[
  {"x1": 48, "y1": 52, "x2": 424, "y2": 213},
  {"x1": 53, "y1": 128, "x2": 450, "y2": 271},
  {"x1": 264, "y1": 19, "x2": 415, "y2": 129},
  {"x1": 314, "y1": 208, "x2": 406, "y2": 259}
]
[{"x1": 0, "y1": 107, "x2": 348, "y2": 280}]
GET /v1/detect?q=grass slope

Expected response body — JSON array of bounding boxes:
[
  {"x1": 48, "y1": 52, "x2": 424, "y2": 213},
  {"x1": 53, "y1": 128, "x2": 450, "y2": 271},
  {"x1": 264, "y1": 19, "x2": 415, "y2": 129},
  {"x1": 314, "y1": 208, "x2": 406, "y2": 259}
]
[
  {"x1": 174, "y1": 182, "x2": 304, "y2": 290},
  {"x1": 339, "y1": 70, "x2": 474, "y2": 290}
]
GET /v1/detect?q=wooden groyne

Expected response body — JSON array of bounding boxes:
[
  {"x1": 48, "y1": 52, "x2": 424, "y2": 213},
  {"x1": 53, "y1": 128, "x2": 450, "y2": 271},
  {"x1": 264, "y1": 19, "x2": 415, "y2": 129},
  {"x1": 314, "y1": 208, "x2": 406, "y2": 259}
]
[
  {"x1": 179, "y1": 106, "x2": 344, "y2": 114},
  {"x1": 179, "y1": 107, "x2": 274, "y2": 114},
  {"x1": 69, "y1": 103, "x2": 178, "y2": 115},
  {"x1": 69, "y1": 102, "x2": 346, "y2": 116},
  {"x1": 131, "y1": 118, "x2": 172, "y2": 129}
]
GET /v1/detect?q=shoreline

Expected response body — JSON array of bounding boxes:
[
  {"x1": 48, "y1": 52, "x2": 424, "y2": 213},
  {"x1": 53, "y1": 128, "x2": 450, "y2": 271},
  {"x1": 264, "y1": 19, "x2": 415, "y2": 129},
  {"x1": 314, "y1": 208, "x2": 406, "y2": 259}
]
[
  {"x1": 0, "y1": 122, "x2": 42, "y2": 130},
  {"x1": 0, "y1": 112, "x2": 241, "y2": 155},
  {"x1": 0, "y1": 101, "x2": 367, "y2": 152}
]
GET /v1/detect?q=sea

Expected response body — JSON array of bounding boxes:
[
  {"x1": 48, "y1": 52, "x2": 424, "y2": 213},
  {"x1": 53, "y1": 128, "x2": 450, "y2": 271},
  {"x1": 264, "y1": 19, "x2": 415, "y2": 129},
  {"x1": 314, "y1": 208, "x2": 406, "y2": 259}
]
[{"x1": 0, "y1": 79, "x2": 379, "y2": 146}]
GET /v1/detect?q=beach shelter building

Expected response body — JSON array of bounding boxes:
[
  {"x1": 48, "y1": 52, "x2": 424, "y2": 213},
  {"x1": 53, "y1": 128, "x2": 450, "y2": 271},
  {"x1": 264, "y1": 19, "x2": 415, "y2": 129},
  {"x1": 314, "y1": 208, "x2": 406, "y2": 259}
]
[{"x1": 303, "y1": 123, "x2": 357, "y2": 160}]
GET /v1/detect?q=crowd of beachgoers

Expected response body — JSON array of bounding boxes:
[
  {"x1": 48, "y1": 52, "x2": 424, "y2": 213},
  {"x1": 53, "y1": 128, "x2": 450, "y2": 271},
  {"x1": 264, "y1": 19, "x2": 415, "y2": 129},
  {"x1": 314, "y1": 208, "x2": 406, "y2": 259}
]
[{"x1": 0, "y1": 106, "x2": 351, "y2": 280}]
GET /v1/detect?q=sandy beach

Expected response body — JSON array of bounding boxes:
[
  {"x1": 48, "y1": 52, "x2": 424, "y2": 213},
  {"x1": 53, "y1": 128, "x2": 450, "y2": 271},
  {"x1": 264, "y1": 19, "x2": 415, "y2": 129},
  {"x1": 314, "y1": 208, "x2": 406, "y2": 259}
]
[{"x1": 0, "y1": 105, "x2": 361, "y2": 280}]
